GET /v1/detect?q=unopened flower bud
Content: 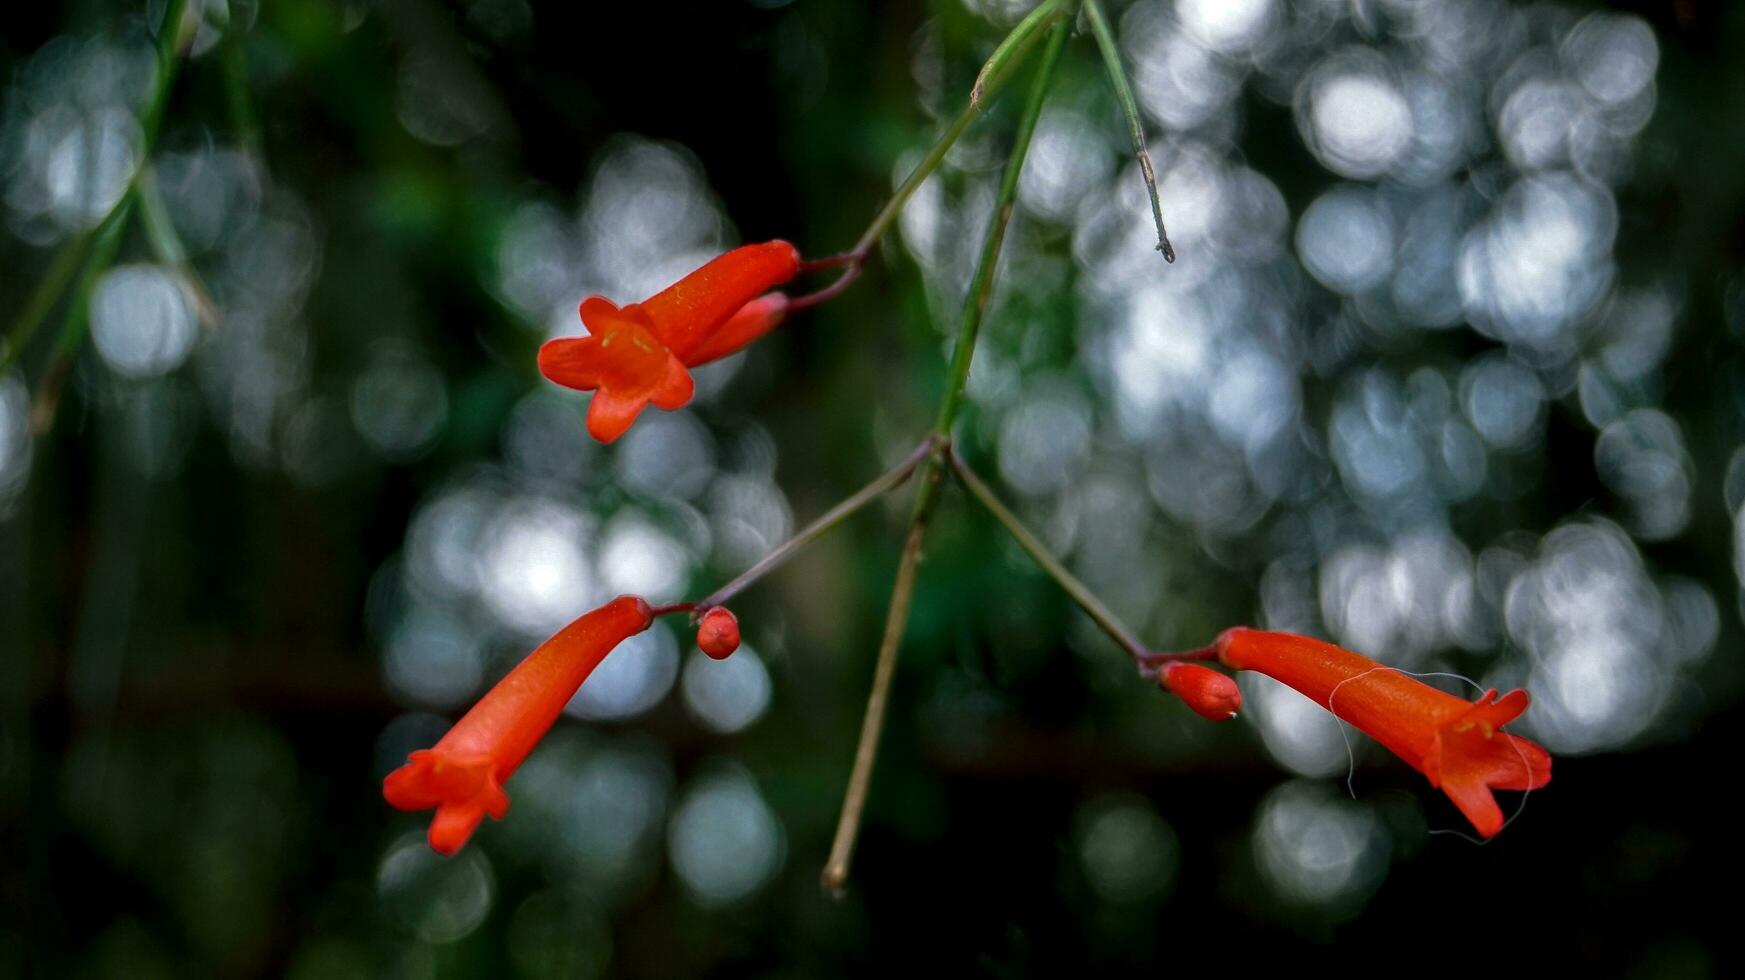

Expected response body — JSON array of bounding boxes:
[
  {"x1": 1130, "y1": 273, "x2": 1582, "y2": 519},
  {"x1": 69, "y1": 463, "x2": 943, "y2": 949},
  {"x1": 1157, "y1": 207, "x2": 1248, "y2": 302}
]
[
  {"x1": 1159, "y1": 661, "x2": 1241, "y2": 722},
  {"x1": 697, "y1": 607, "x2": 740, "y2": 660}
]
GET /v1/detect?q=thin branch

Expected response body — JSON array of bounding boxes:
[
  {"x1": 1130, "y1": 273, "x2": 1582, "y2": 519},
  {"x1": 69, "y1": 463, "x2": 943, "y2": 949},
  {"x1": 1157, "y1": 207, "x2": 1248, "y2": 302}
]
[
  {"x1": 820, "y1": 517, "x2": 929, "y2": 896},
  {"x1": 822, "y1": 18, "x2": 1071, "y2": 895},
  {"x1": 22, "y1": 0, "x2": 192, "y2": 432},
  {"x1": 2, "y1": 0, "x2": 191, "y2": 376},
  {"x1": 694, "y1": 438, "x2": 934, "y2": 613},
  {"x1": 786, "y1": 263, "x2": 862, "y2": 313},
  {"x1": 1137, "y1": 643, "x2": 1218, "y2": 669},
  {"x1": 848, "y1": 0, "x2": 1068, "y2": 260},
  {"x1": 1082, "y1": 0, "x2": 1175, "y2": 262},
  {"x1": 218, "y1": 9, "x2": 263, "y2": 162},
  {"x1": 137, "y1": 169, "x2": 219, "y2": 327},
  {"x1": 947, "y1": 448, "x2": 1152, "y2": 669},
  {"x1": 30, "y1": 198, "x2": 132, "y2": 434},
  {"x1": 969, "y1": 0, "x2": 1065, "y2": 108},
  {"x1": 2, "y1": 219, "x2": 104, "y2": 375}
]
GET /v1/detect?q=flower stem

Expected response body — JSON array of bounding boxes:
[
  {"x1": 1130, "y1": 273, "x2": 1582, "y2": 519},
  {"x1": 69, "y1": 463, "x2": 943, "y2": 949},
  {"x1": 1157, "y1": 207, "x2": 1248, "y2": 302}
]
[
  {"x1": 846, "y1": 0, "x2": 1068, "y2": 262},
  {"x1": 141, "y1": 0, "x2": 193, "y2": 147},
  {"x1": 137, "y1": 169, "x2": 218, "y2": 327},
  {"x1": 2, "y1": 0, "x2": 191, "y2": 378},
  {"x1": 786, "y1": 262, "x2": 862, "y2": 313},
  {"x1": 2, "y1": 219, "x2": 105, "y2": 375},
  {"x1": 947, "y1": 447, "x2": 1155, "y2": 668},
  {"x1": 819, "y1": 518, "x2": 927, "y2": 895},
  {"x1": 218, "y1": 11, "x2": 263, "y2": 162},
  {"x1": 30, "y1": 198, "x2": 133, "y2": 433},
  {"x1": 1082, "y1": 0, "x2": 1174, "y2": 262},
  {"x1": 693, "y1": 438, "x2": 934, "y2": 613},
  {"x1": 1137, "y1": 644, "x2": 1219, "y2": 669},
  {"x1": 822, "y1": 17, "x2": 1069, "y2": 896}
]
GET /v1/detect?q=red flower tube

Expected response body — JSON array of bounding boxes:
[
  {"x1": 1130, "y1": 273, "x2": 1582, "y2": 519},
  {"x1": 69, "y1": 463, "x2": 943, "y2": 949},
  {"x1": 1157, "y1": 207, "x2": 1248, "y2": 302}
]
[
  {"x1": 637, "y1": 242, "x2": 801, "y2": 360},
  {"x1": 383, "y1": 595, "x2": 654, "y2": 854},
  {"x1": 1212, "y1": 627, "x2": 1551, "y2": 838},
  {"x1": 539, "y1": 242, "x2": 802, "y2": 443},
  {"x1": 682, "y1": 292, "x2": 790, "y2": 367}
]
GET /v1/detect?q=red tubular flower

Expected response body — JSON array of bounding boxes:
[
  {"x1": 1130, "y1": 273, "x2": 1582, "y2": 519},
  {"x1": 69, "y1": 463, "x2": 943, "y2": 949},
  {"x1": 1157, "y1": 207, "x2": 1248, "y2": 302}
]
[
  {"x1": 1211, "y1": 627, "x2": 1551, "y2": 838},
  {"x1": 1159, "y1": 661, "x2": 1241, "y2": 721},
  {"x1": 383, "y1": 596, "x2": 654, "y2": 855},
  {"x1": 538, "y1": 242, "x2": 802, "y2": 443}
]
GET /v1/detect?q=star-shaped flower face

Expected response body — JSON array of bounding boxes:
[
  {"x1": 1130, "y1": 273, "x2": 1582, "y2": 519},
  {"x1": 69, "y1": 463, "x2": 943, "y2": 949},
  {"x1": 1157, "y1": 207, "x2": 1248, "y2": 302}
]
[
  {"x1": 539, "y1": 241, "x2": 801, "y2": 443},
  {"x1": 539, "y1": 298, "x2": 694, "y2": 442},
  {"x1": 382, "y1": 749, "x2": 510, "y2": 856}
]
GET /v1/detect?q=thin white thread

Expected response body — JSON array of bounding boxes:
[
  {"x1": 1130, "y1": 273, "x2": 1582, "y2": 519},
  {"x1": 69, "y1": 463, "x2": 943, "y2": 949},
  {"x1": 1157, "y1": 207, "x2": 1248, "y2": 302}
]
[{"x1": 1324, "y1": 664, "x2": 1538, "y2": 845}]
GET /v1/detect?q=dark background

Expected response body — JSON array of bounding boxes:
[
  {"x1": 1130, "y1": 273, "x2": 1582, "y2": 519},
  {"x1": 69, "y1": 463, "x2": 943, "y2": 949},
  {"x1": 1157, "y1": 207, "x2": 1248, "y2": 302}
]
[{"x1": 3, "y1": 0, "x2": 1742, "y2": 976}]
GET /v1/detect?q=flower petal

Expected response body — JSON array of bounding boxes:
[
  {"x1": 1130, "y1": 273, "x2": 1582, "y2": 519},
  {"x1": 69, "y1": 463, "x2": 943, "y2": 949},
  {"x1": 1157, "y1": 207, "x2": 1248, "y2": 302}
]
[
  {"x1": 1449, "y1": 688, "x2": 1530, "y2": 737},
  {"x1": 385, "y1": 749, "x2": 512, "y2": 854},
  {"x1": 383, "y1": 749, "x2": 494, "y2": 811},
  {"x1": 579, "y1": 295, "x2": 623, "y2": 331},
  {"x1": 1433, "y1": 725, "x2": 1552, "y2": 836},
  {"x1": 537, "y1": 336, "x2": 606, "y2": 391},
  {"x1": 648, "y1": 355, "x2": 695, "y2": 410},
  {"x1": 428, "y1": 801, "x2": 488, "y2": 856},
  {"x1": 586, "y1": 386, "x2": 650, "y2": 443},
  {"x1": 1440, "y1": 767, "x2": 1509, "y2": 838},
  {"x1": 1443, "y1": 727, "x2": 1552, "y2": 791}
]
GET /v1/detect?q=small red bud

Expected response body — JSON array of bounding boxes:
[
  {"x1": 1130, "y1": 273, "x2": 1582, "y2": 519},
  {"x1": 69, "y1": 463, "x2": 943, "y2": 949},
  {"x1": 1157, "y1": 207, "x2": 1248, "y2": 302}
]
[
  {"x1": 697, "y1": 607, "x2": 740, "y2": 660},
  {"x1": 1160, "y1": 661, "x2": 1240, "y2": 722}
]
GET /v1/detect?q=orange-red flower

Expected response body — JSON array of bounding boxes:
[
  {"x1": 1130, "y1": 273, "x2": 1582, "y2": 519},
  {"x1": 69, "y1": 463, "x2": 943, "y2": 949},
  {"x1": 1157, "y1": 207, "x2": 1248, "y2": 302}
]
[
  {"x1": 383, "y1": 596, "x2": 654, "y2": 854},
  {"x1": 1212, "y1": 627, "x2": 1551, "y2": 838},
  {"x1": 539, "y1": 242, "x2": 802, "y2": 442}
]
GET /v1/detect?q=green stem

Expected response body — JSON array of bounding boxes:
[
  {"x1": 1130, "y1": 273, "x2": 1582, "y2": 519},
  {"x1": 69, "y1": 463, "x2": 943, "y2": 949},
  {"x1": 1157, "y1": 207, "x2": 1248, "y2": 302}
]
[
  {"x1": 947, "y1": 447, "x2": 1151, "y2": 667},
  {"x1": 219, "y1": 18, "x2": 262, "y2": 160},
  {"x1": 140, "y1": 0, "x2": 192, "y2": 148},
  {"x1": 1, "y1": 0, "x2": 188, "y2": 378},
  {"x1": 848, "y1": 0, "x2": 1067, "y2": 260},
  {"x1": 3, "y1": 225, "x2": 102, "y2": 374},
  {"x1": 137, "y1": 170, "x2": 218, "y2": 326},
  {"x1": 24, "y1": 196, "x2": 131, "y2": 433},
  {"x1": 49, "y1": 201, "x2": 132, "y2": 361},
  {"x1": 822, "y1": 18, "x2": 1070, "y2": 896},
  {"x1": 914, "y1": 5, "x2": 1067, "y2": 502},
  {"x1": 694, "y1": 438, "x2": 933, "y2": 612},
  {"x1": 11, "y1": 0, "x2": 190, "y2": 426},
  {"x1": 1082, "y1": 0, "x2": 1174, "y2": 262},
  {"x1": 819, "y1": 518, "x2": 927, "y2": 896},
  {"x1": 135, "y1": 171, "x2": 185, "y2": 267}
]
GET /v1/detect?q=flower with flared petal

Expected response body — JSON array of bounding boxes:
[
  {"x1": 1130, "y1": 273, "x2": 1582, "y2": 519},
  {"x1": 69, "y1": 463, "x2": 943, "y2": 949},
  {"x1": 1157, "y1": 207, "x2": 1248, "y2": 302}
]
[
  {"x1": 539, "y1": 242, "x2": 801, "y2": 442},
  {"x1": 383, "y1": 596, "x2": 653, "y2": 854},
  {"x1": 1212, "y1": 627, "x2": 1551, "y2": 838}
]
